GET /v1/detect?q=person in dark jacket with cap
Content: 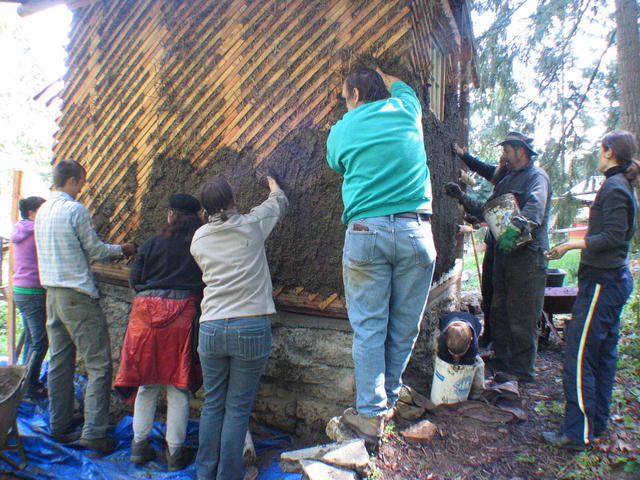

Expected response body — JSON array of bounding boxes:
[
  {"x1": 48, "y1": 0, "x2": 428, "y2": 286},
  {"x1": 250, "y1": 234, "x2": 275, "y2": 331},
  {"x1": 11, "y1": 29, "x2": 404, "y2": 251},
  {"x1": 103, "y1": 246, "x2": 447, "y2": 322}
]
[
  {"x1": 448, "y1": 132, "x2": 551, "y2": 383},
  {"x1": 115, "y1": 193, "x2": 204, "y2": 470},
  {"x1": 543, "y1": 130, "x2": 638, "y2": 450},
  {"x1": 448, "y1": 144, "x2": 509, "y2": 346}
]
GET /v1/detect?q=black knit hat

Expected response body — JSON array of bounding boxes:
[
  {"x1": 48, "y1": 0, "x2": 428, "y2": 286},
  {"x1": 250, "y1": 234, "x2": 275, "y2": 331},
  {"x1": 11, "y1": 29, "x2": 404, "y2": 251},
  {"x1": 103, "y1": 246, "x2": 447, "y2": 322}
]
[
  {"x1": 169, "y1": 194, "x2": 201, "y2": 214},
  {"x1": 497, "y1": 131, "x2": 538, "y2": 157}
]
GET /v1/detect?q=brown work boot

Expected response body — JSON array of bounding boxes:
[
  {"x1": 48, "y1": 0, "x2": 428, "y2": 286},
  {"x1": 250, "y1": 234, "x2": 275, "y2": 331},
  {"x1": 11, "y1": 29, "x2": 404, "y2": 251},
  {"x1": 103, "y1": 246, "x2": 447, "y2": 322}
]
[
  {"x1": 166, "y1": 447, "x2": 187, "y2": 471},
  {"x1": 131, "y1": 439, "x2": 156, "y2": 465},
  {"x1": 342, "y1": 407, "x2": 386, "y2": 443},
  {"x1": 79, "y1": 436, "x2": 116, "y2": 455}
]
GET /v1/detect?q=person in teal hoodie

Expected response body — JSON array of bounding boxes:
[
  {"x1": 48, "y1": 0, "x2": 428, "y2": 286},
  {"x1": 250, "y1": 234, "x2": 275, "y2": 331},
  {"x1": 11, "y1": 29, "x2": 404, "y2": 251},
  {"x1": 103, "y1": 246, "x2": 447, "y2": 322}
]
[{"x1": 326, "y1": 67, "x2": 436, "y2": 442}]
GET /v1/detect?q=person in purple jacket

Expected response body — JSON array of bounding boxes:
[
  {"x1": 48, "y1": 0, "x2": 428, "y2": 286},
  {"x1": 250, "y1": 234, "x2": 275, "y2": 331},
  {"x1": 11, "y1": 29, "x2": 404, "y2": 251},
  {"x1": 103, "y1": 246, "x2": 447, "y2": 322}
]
[{"x1": 11, "y1": 196, "x2": 47, "y2": 398}]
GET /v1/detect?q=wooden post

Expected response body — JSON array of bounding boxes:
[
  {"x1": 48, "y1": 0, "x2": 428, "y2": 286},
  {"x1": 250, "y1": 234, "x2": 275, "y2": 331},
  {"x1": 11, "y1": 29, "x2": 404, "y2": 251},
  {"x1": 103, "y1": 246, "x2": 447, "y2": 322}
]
[{"x1": 6, "y1": 170, "x2": 23, "y2": 365}]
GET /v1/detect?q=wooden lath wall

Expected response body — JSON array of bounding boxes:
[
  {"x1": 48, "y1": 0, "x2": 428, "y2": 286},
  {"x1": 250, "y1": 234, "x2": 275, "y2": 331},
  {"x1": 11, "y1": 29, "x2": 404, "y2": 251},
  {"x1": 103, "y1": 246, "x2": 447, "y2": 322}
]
[{"x1": 53, "y1": 0, "x2": 462, "y2": 245}]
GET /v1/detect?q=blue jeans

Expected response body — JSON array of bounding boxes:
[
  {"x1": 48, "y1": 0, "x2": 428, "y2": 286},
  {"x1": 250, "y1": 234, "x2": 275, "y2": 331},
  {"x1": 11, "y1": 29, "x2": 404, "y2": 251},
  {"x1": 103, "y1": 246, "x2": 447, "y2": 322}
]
[
  {"x1": 14, "y1": 292, "x2": 47, "y2": 395},
  {"x1": 343, "y1": 215, "x2": 436, "y2": 417},
  {"x1": 196, "y1": 316, "x2": 271, "y2": 480}
]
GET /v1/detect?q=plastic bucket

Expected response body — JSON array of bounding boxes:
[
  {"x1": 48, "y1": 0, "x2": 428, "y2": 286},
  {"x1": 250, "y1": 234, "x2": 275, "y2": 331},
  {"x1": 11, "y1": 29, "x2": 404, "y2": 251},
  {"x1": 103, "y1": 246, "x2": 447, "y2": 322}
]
[
  {"x1": 430, "y1": 356, "x2": 476, "y2": 405},
  {"x1": 483, "y1": 193, "x2": 520, "y2": 239},
  {"x1": 546, "y1": 268, "x2": 566, "y2": 287}
]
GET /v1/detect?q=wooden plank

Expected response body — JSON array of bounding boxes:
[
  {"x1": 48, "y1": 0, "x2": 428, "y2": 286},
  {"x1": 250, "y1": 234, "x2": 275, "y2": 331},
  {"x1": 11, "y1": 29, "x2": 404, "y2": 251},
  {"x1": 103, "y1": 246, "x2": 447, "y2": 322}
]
[{"x1": 6, "y1": 170, "x2": 23, "y2": 365}]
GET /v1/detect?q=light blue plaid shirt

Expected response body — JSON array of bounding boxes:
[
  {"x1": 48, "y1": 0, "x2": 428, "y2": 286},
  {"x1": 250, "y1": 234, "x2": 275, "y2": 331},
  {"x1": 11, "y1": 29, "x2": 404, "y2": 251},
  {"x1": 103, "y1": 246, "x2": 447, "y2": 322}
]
[{"x1": 35, "y1": 191, "x2": 122, "y2": 298}]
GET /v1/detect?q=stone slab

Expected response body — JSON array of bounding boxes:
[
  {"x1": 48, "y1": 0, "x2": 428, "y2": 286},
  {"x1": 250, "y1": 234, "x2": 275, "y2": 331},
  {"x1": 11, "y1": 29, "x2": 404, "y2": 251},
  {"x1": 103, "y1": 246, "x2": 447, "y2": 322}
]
[
  {"x1": 280, "y1": 439, "x2": 367, "y2": 473},
  {"x1": 321, "y1": 439, "x2": 370, "y2": 474},
  {"x1": 300, "y1": 459, "x2": 358, "y2": 480},
  {"x1": 401, "y1": 419, "x2": 438, "y2": 445}
]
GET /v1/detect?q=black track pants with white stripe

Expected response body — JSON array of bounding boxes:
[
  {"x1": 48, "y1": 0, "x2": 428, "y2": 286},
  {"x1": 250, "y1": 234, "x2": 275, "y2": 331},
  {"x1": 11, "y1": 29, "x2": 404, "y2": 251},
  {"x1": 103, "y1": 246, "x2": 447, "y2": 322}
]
[{"x1": 562, "y1": 268, "x2": 633, "y2": 444}]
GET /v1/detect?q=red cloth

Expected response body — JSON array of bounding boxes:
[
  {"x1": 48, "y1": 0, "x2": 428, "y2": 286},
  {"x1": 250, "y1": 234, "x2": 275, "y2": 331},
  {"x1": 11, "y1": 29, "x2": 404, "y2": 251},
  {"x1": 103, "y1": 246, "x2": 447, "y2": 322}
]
[{"x1": 115, "y1": 295, "x2": 202, "y2": 403}]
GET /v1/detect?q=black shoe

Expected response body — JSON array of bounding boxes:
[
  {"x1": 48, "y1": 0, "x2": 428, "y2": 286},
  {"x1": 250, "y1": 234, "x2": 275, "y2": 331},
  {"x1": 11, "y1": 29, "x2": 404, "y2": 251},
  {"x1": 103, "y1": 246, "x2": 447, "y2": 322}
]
[
  {"x1": 542, "y1": 431, "x2": 587, "y2": 451},
  {"x1": 51, "y1": 429, "x2": 81, "y2": 444},
  {"x1": 166, "y1": 447, "x2": 188, "y2": 471},
  {"x1": 79, "y1": 436, "x2": 116, "y2": 455},
  {"x1": 493, "y1": 371, "x2": 518, "y2": 384},
  {"x1": 131, "y1": 439, "x2": 156, "y2": 465}
]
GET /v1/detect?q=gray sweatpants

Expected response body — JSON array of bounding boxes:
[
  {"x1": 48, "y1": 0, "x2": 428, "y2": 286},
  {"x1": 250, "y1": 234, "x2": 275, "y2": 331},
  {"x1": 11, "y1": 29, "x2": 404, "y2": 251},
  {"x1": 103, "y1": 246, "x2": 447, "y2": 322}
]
[
  {"x1": 133, "y1": 384, "x2": 190, "y2": 450},
  {"x1": 46, "y1": 287, "x2": 113, "y2": 439}
]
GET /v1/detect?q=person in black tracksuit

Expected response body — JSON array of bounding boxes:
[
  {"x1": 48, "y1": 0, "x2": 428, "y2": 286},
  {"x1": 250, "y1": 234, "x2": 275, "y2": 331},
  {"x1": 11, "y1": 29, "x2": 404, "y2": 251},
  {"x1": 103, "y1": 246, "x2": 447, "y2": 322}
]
[
  {"x1": 543, "y1": 130, "x2": 638, "y2": 450},
  {"x1": 450, "y1": 144, "x2": 509, "y2": 346}
]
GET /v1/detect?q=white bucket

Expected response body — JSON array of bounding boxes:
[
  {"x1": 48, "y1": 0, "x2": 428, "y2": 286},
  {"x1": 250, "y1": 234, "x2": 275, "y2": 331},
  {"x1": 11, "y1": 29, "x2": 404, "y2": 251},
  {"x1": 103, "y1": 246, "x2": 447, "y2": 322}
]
[
  {"x1": 483, "y1": 193, "x2": 520, "y2": 239},
  {"x1": 430, "y1": 355, "x2": 476, "y2": 405}
]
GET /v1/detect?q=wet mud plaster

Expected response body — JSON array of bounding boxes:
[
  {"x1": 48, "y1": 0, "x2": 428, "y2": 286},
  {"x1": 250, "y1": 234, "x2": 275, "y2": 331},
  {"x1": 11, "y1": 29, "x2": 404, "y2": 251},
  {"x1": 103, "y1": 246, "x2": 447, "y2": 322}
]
[
  {"x1": 127, "y1": 117, "x2": 462, "y2": 297},
  {"x1": 93, "y1": 51, "x2": 465, "y2": 296}
]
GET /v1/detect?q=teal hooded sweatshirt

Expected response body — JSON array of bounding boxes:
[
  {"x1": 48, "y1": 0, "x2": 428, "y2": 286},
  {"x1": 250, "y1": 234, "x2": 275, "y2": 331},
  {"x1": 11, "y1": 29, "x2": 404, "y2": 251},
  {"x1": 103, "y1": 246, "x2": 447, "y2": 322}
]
[{"x1": 326, "y1": 81, "x2": 432, "y2": 224}]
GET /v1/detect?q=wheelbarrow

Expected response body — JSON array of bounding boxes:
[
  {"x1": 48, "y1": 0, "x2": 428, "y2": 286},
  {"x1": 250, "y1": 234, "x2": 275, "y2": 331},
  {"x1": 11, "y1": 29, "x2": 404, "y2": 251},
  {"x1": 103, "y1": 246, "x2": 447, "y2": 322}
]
[{"x1": 0, "y1": 363, "x2": 29, "y2": 469}]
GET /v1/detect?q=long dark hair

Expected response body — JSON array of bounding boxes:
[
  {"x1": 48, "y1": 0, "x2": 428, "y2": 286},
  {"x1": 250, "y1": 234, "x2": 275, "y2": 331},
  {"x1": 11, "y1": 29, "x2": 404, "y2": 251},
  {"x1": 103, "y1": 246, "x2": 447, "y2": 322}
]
[
  {"x1": 200, "y1": 178, "x2": 235, "y2": 221},
  {"x1": 161, "y1": 210, "x2": 203, "y2": 244},
  {"x1": 344, "y1": 68, "x2": 390, "y2": 104},
  {"x1": 602, "y1": 130, "x2": 640, "y2": 184},
  {"x1": 19, "y1": 196, "x2": 46, "y2": 219}
]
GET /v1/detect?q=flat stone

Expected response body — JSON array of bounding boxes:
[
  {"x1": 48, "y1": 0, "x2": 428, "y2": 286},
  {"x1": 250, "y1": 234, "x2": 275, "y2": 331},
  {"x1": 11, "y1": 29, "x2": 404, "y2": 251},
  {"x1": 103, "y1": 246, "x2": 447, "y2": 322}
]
[
  {"x1": 401, "y1": 419, "x2": 438, "y2": 445},
  {"x1": 326, "y1": 416, "x2": 358, "y2": 443},
  {"x1": 300, "y1": 459, "x2": 358, "y2": 480},
  {"x1": 280, "y1": 442, "x2": 341, "y2": 472},
  {"x1": 321, "y1": 439, "x2": 370, "y2": 474},
  {"x1": 395, "y1": 400, "x2": 425, "y2": 420},
  {"x1": 280, "y1": 439, "x2": 369, "y2": 474}
]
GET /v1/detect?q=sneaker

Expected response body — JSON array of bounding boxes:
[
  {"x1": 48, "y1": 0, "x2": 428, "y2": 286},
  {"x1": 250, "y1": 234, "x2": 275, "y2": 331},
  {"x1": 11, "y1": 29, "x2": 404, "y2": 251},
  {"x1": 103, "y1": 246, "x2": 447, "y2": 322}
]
[
  {"x1": 79, "y1": 436, "x2": 116, "y2": 455},
  {"x1": 244, "y1": 466, "x2": 259, "y2": 480},
  {"x1": 541, "y1": 431, "x2": 587, "y2": 451},
  {"x1": 342, "y1": 407, "x2": 385, "y2": 443},
  {"x1": 166, "y1": 447, "x2": 187, "y2": 472},
  {"x1": 131, "y1": 439, "x2": 156, "y2": 465}
]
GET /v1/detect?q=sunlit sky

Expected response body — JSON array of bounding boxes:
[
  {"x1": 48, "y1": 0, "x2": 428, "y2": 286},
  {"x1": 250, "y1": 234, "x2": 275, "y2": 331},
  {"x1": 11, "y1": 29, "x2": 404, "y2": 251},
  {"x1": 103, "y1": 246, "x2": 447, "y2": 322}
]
[{"x1": 0, "y1": 2, "x2": 617, "y2": 236}]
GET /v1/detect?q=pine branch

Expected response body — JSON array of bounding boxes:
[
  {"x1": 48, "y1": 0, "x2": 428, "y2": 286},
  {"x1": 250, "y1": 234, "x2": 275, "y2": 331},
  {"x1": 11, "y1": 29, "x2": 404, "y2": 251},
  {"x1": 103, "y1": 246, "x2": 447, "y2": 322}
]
[{"x1": 558, "y1": 28, "x2": 616, "y2": 147}]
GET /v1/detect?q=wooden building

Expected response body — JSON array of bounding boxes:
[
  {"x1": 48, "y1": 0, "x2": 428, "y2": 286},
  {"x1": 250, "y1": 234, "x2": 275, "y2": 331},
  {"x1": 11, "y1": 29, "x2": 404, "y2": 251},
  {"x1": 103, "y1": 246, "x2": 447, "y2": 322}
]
[{"x1": 14, "y1": 0, "x2": 478, "y2": 437}]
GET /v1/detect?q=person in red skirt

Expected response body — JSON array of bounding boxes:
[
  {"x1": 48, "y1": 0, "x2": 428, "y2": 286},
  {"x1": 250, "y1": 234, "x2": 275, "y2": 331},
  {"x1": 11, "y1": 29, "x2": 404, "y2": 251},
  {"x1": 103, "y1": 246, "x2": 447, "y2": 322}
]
[{"x1": 115, "y1": 194, "x2": 204, "y2": 470}]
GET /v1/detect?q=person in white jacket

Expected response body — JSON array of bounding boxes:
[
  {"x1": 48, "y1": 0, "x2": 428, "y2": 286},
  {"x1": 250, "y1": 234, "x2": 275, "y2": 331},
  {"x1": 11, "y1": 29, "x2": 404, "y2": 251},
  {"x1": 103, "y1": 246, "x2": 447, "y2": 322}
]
[{"x1": 190, "y1": 175, "x2": 287, "y2": 480}]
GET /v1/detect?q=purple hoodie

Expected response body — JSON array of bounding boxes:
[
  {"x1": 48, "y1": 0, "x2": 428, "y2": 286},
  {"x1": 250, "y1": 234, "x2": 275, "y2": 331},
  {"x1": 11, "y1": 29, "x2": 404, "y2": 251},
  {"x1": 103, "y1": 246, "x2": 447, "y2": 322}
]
[{"x1": 11, "y1": 219, "x2": 42, "y2": 288}]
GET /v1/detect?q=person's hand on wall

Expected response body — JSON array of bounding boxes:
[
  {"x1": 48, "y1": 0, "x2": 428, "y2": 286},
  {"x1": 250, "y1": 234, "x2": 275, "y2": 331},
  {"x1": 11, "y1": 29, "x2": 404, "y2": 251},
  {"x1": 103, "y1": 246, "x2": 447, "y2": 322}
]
[
  {"x1": 452, "y1": 142, "x2": 466, "y2": 157},
  {"x1": 266, "y1": 175, "x2": 281, "y2": 192},
  {"x1": 375, "y1": 67, "x2": 401, "y2": 89},
  {"x1": 121, "y1": 243, "x2": 137, "y2": 257},
  {"x1": 444, "y1": 182, "x2": 464, "y2": 200}
]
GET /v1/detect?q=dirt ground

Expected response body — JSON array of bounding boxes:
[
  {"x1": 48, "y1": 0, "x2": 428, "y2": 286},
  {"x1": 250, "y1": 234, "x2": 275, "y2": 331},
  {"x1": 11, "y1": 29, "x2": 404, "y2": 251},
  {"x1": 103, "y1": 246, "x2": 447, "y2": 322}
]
[{"x1": 371, "y1": 344, "x2": 640, "y2": 480}]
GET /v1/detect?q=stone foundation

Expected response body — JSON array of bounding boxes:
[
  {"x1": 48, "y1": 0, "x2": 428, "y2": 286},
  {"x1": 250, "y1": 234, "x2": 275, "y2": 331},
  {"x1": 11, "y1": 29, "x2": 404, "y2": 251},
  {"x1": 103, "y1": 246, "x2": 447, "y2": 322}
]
[{"x1": 96, "y1": 267, "x2": 460, "y2": 441}]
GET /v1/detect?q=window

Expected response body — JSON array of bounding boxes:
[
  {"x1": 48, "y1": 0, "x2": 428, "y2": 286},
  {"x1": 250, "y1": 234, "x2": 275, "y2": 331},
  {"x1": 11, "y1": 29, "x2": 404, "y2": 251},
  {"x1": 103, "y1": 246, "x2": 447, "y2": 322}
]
[{"x1": 430, "y1": 39, "x2": 445, "y2": 121}]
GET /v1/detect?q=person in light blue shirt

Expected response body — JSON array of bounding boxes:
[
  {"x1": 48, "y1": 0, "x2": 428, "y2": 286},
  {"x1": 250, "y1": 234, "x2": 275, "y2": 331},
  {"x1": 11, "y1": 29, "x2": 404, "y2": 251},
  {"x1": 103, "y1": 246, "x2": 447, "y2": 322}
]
[
  {"x1": 35, "y1": 160, "x2": 135, "y2": 454},
  {"x1": 326, "y1": 68, "x2": 436, "y2": 443}
]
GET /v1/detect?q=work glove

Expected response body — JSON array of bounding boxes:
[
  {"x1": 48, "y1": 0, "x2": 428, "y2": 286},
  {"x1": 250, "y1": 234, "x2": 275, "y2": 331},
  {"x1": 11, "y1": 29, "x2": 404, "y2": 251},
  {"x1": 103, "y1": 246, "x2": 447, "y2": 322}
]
[
  {"x1": 444, "y1": 182, "x2": 464, "y2": 200},
  {"x1": 497, "y1": 225, "x2": 520, "y2": 252},
  {"x1": 511, "y1": 215, "x2": 536, "y2": 235}
]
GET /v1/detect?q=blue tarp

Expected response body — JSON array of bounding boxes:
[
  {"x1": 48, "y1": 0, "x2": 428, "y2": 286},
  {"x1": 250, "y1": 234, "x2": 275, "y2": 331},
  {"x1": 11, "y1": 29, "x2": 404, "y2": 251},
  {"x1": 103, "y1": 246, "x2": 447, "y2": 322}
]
[{"x1": 0, "y1": 366, "x2": 302, "y2": 480}]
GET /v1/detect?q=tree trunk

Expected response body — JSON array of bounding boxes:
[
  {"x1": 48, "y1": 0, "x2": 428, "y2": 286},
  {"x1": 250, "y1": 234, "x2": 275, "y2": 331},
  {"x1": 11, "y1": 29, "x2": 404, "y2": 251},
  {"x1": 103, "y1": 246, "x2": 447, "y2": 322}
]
[{"x1": 615, "y1": 0, "x2": 640, "y2": 140}]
